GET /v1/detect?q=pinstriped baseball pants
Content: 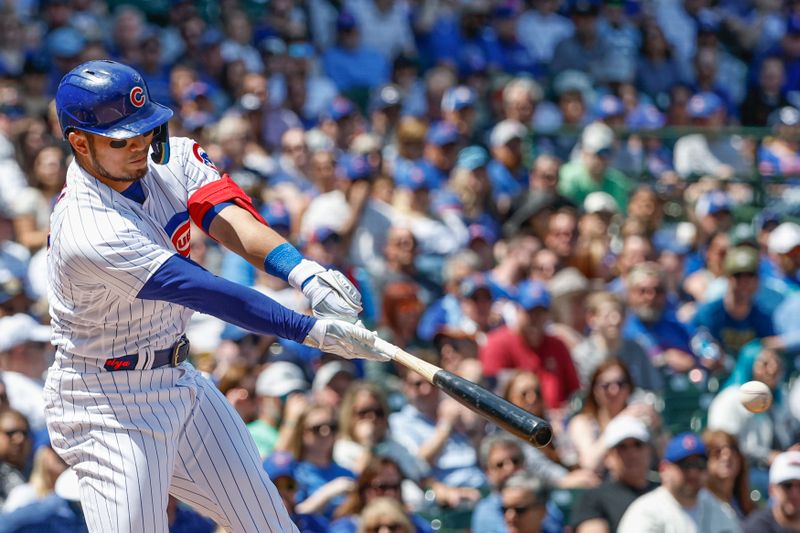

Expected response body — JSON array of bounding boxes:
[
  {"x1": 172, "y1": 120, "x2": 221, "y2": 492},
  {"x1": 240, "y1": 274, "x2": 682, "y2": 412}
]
[{"x1": 43, "y1": 360, "x2": 299, "y2": 533}]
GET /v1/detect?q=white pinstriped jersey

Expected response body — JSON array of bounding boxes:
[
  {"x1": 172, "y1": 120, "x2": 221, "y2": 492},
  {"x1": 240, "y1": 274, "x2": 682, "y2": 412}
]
[{"x1": 48, "y1": 137, "x2": 221, "y2": 360}]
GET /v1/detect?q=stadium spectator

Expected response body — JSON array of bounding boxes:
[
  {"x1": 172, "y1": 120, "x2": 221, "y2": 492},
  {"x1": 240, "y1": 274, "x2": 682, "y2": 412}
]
[
  {"x1": 558, "y1": 121, "x2": 633, "y2": 211},
  {"x1": 331, "y1": 455, "x2": 431, "y2": 533},
  {"x1": 572, "y1": 291, "x2": 663, "y2": 391},
  {"x1": 693, "y1": 246, "x2": 776, "y2": 360},
  {"x1": 570, "y1": 415, "x2": 656, "y2": 532},
  {"x1": 388, "y1": 357, "x2": 486, "y2": 491},
  {"x1": 500, "y1": 470, "x2": 553, "y2": 533},
  {"x1": 702, "y1": 430, "x2": 754, "y2": 520},
  {"x1": 742, "y1": 450, "x2": 800, "y2": 533},
  {"x1": 618, "y1": 432, "x2": 742, "y2": 533},
  {"x1": 480, "y1": 280, "x2": 580, "y2": 410}
]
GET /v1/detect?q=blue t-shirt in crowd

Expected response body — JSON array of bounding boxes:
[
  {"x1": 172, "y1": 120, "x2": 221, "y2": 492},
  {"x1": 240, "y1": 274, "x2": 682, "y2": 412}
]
[
  {"x1": 293, "y1": 512, "x2": 330, "y2": 533},
  {"x1": 622, "y1": 313, "x2": 694, "y2": 362},
  {"x1": 487, "y1": 160, "x2": 527, "y2": 204},
  {"x1": 322, "y1": 46, "x2": 389, "y2": 91},
  {"x1": 0, "y1": 497, "x2": 87, "y2": 533},
  {"x1": 692, "y1": 298, "x2": 776, "y2": 358},
  {"x1": 294, "y1": 460, "x2": 355, "y2": 519}
]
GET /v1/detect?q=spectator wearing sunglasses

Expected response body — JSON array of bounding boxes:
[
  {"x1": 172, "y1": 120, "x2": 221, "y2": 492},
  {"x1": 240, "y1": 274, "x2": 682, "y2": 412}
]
[
  {"x1": 334, "y1": 382, "x2": 425, "y2": 482},
  {"x1": 0, "y1": 409, "x2": 31, "y2": 507},
  {"x1": 331, "y1": 455, "x2": 432, "y2": 533},
  {"x1": 473, "y1": 434, "x2": 564, "y2": 533},
  {"x1": 618, "y1": 432, "x2": 742, "y2": 533},
  {"x1": 567, "y1": 359, "x2": 659, "y2": 472},
  {"x1": 743, "y1": 450, "x2": 800, "y2": 533},
  {"x1": 278, "y1": 401, "x2": 356, "y2": 520},
  {"x1": 500, "y1": 470, "x2": 552, "y2": 533},
  {"x1": 571, "y1": 415, "x2": 657, "y2": 533}
]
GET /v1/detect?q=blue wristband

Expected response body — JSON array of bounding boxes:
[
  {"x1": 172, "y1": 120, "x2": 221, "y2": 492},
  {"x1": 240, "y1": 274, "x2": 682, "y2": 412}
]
[{"x1": 264, "y1": 242, "x2": 304, "y2": 282}]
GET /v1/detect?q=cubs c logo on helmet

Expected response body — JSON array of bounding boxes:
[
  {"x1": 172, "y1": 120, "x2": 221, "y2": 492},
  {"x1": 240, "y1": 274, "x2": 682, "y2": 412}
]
[{"x1": 130, "y1": 86, "x2": 145, "y2": 108}]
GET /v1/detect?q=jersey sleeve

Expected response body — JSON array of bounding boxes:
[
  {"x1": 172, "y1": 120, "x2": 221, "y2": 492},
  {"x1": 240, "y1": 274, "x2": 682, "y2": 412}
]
[
  {"x1": 176, "y1": 137, "x2": 223, "y2": 196},
  {"x1": 60, "y1": 204, "x2": 174, "y2": 303}
]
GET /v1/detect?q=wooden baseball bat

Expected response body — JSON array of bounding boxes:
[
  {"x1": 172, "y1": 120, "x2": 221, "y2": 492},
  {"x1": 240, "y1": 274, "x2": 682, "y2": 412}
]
[{"x1": 374, "y1": 338, "x2": 553, "y2": 448}]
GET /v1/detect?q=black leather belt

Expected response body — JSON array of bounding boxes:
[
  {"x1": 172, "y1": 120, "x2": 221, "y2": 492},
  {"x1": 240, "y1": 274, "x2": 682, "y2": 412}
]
[{"x1": 103, "y1": 336, "x2": 190, "y2": 371}]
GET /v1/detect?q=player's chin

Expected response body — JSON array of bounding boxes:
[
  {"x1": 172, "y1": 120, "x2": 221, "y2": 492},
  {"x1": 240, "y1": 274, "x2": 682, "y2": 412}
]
[{"x1": 130, "y1": 162, "x2": 149, "y2": 179}]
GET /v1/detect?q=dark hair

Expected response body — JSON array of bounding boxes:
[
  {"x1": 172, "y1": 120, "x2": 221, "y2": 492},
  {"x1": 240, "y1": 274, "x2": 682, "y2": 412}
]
[
  {"x1": 580, "y1": 358, "x2": 634, "y2": 418},
  {"x1": 333, "y1": 455, "x2": 405, "y2": 518},
  {"x1": 702, "y1": 430, "x2": 754, "y2": 516}
]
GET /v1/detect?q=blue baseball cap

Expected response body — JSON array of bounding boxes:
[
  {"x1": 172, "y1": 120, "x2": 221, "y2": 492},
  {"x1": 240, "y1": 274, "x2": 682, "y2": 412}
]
[
  {"x1": 517, "y1": 280, "x2": 551, "y2": 311},
  {"x1": 626, "y1": 104, "x2": 665, "y2": 131},
  {"x1": 426, "y1": 121, "x2": 460, "y2": 146},
  {"x1": 687, "y1": 92, "x2": 723, "y2": 119},
  {"x1": 441, "y1": 86, "x2": 477, "y2": 112},
  {"x1": 664, "y1": 432, "x2": 707, "y2": 463},
  {"x1": 260, "y1": 200, "x2": 291, "y2": 230},
  {"x1": 593, "y1": 94, "x2": 624, "y2": 120},
  {"x1": 326, "y1": 97, "x2": 355, "y2": 121},
  {"x1": 456, "y1": 146, "x2": 489, "y2": 170},
  {"x1": 394, "y1": 162, "x2": 435, "y2": 191},
  {"x1": 695, "y1": 190, "x2": 732, "y2": 218},
  {"x1": 459, "y1": 273, "x2": 492, "y2": 298},
  {"x1": 336, "y1": 10, "x2": 358, "y2": 32},
  {"x1": 338, "y1": 153, "x2": 373, "y2": 180},
  {"x1": 468, "y1": 223, "x2": 498, "y2": 244},
  {"x1": 263, "y1": 451, "x2": 298, "y2": 480}
]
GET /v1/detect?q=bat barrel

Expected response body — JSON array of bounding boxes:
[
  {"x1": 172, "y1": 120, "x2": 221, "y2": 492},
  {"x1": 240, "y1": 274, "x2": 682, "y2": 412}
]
[{"x1": 432, "y1": 370, "x2": 553, "y2": 447}]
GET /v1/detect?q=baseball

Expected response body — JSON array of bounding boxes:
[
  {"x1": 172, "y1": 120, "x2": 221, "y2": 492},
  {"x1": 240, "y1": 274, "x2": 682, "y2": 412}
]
[{"x1": 739, "y1": 381, "x2": 773, "y2": 413}]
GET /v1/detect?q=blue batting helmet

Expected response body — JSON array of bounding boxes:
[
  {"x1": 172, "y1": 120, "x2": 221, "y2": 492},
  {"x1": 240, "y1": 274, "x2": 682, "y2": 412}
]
[{"x1": 56, "y1": 60, "x2": 173, "y2": 164}]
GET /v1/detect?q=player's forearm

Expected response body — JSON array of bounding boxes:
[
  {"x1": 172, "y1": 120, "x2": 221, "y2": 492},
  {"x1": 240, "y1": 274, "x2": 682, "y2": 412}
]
[
  {"x1": 208, "y1": 204, "x2": 287, "y2": 269},
  {"x1": 137, "y1": 254, "x2": 315, "y2": 343}
]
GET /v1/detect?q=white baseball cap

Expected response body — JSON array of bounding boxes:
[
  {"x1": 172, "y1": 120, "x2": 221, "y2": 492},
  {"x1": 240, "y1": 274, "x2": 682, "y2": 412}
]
[
  {"x1": 0, "y1": 313, "x2": 51, "y2": 352},
  {"x1": 55, "y1": 468, "x2": 81, "y2": 502},
  {"x1": 490, "y1": 119, "x2": 527, "y2": 147},
  {"x1": 581, "y1": 122, "x2": 614, "y2": 155},
  {"x1": 603, "y1": 415, "x2": 650, "y2": 449},
  {"x1": 768, "y1": 222, "x2": 800, "y2": 255},
  {"x1": 312, "y1": 360, "x2": 356, "y2": 393},
  {"x1": 255, "y1": 361, "x2": 309, "y2": 397},
  {"x1": 584, "y1": 191, "x2": 619, "y2": 214},
  {"x1": 770, "y1": 450, "x2": 800, "y2": 485}
]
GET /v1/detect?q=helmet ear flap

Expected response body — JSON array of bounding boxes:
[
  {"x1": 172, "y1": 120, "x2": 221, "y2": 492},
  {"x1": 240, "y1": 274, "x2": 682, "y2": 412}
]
[{"x1": 150, "y1": 122, "x2": 170, "y2": 164}]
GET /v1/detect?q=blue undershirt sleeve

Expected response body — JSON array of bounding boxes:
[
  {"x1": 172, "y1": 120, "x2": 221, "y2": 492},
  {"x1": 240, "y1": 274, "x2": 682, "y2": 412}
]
[{"x1": 137, "y1": 254, "x2": 316, "y2": 343}]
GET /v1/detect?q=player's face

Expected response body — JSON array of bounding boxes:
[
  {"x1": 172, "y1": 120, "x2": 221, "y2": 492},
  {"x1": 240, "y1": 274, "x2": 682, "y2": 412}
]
[{"x1": 70, "y1": 130, "x2": 154, "y2": 185}]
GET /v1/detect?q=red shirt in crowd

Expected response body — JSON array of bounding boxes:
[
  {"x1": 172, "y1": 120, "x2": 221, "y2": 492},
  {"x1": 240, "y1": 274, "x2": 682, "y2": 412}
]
[{"x1": 479, "y1": 326, "x2": 580, "y2": 410}]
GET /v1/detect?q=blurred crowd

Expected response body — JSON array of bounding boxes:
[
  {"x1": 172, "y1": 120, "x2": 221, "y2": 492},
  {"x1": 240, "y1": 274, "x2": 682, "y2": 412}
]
[{"x1": 1, "y1": 0, "x2": 800, "y2": 531}]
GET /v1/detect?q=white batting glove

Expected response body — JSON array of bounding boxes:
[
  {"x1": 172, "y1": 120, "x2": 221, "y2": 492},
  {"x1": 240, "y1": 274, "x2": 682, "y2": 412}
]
[
  {"x1": 289, "y1": 260, "x2": 362, "y2": 323},
  {"x1": 303, "y1": 319, "x2": 389, "y2": 362}
]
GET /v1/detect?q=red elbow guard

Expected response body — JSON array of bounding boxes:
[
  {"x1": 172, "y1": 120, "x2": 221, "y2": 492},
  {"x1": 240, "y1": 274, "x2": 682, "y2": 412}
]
[{"x1": 187, "y1": 175, "x2": 268, "y2": 235}]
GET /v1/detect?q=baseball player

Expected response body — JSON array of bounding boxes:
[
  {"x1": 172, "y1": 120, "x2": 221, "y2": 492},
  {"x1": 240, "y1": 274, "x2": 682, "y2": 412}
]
[{"x1": 44, "y1": 60, "x2": 389, "y2": 533}]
